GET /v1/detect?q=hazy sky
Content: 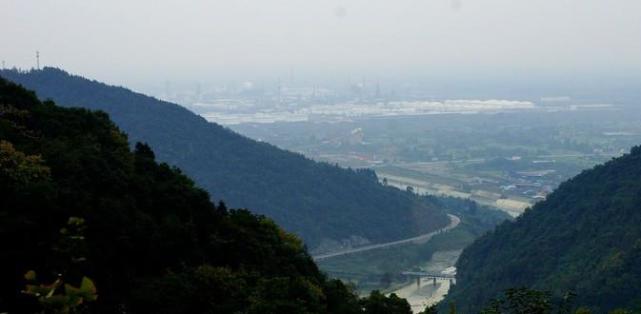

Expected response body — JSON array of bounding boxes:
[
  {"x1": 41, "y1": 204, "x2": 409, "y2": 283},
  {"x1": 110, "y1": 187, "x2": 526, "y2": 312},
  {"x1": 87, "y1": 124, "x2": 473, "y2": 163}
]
[{"x1": 2, "y1": 0, "x2": 641, "y2": 86}]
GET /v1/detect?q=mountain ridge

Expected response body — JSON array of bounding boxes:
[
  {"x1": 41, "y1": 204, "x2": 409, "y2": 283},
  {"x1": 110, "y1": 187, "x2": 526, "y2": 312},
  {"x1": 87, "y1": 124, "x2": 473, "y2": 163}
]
[
  {"x1": 0, "y1": 76, "x2": 417, "y2": 314},
  {"x1": 441, "y1": 145, "x2": 641, "y2": 312},
  {"x1": 0, "y1": 67, "x2": 450, "y2": 250}
]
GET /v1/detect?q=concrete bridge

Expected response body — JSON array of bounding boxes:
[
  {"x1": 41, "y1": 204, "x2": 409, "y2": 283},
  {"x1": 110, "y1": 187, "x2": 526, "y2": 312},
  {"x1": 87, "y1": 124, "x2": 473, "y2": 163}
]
[
  {"x1": 401, "y1": 271, "x2": 456, "y2": 287},
  {"x1": 322, "y1": 270, "x2": 456, "y2": 288}
]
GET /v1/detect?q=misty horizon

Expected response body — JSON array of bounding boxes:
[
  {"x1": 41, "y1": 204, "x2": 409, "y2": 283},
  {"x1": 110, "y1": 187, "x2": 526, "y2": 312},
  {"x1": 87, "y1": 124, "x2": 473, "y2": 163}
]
[{"x1": 3, "y1": 0, "x2": 641, "y2": 92}]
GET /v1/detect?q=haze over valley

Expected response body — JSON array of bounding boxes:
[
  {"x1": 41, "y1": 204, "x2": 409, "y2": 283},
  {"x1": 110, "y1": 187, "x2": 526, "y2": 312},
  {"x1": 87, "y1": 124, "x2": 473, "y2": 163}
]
[{"x1": 2, "y1": 1, "x2": 641, "y2": 313}]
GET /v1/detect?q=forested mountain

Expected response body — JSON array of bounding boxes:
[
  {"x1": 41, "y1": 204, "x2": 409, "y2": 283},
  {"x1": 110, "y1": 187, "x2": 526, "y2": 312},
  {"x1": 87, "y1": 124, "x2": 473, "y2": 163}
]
[
  {"x1": 0, "y1": 78, "x2": 417, "y2": 313},
  {"x1": 0, "y1": 68, "x2": 449, "y2": 250},
  {"x1": 442, "y1": 146, "x2": 641, "y2": 313}
]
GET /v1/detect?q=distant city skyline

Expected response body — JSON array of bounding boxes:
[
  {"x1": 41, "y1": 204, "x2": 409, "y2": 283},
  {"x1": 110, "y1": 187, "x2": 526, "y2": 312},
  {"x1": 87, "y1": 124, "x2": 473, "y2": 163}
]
[{"x1": 2, "y1": 0, "x2": 641, "y2": 92}]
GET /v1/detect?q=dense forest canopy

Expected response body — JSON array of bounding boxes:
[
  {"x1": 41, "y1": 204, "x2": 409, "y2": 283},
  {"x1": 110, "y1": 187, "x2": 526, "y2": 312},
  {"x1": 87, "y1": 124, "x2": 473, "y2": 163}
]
[
  {"x1": 0, "y1": 68, "x2": 450, "y2": 250},
  {"x1": 441, "y1": 144, "x2": 641, "y2": 313},
  {"x1": 0, "y1": 77, "x2": 419, "y2": 313},
  {"x1": 5, "y1": 73, "x2": 640, "y2": 314}
]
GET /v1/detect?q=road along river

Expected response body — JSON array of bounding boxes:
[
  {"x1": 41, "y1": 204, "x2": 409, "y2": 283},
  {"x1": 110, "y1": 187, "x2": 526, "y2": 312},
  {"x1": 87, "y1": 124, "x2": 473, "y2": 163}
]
[{"x1": 312, "y1": 214, "x2": 460, "y2": 261}]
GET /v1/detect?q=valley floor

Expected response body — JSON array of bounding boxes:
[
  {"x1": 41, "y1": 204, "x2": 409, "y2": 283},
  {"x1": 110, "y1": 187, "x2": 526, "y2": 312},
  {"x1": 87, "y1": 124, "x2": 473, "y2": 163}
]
[{"x1": 377, "y1": 171, "x2": 529, "y2": 217}]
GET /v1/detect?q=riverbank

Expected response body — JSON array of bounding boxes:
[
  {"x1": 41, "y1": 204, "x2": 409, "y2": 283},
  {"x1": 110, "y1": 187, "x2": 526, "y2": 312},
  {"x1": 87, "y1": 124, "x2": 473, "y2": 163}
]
[{"x1": 391, "y1": 250, "x2": 461, "y2": 313}]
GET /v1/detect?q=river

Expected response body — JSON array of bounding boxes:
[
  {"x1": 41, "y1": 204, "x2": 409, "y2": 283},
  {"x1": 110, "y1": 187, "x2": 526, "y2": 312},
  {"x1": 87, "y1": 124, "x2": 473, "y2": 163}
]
[{"x1": 390, "y1": 250, "x2": 461, "y2": 313}]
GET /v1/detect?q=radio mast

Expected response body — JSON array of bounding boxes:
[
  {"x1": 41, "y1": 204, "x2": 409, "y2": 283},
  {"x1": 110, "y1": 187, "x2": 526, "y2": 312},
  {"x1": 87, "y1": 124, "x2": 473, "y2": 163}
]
[
  {"x1": 36, "y1": 51, "x2": 40, "y2": 70},
  {"x1": 277, "y1": 78, "x2": 282, "y2": 105}
]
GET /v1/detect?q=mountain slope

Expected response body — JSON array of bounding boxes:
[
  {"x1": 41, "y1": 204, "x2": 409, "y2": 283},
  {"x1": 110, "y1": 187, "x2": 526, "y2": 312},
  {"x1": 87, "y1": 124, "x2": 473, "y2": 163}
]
[
  {"x1": 0, "y1": 68, "x2": 449, "y2": 250},
  {"x1": 442, "y1": 146, "x2": 641, "y2": 312},
  {"x1": 0, "y1": 77, "x2": 415, "y2": 313}
]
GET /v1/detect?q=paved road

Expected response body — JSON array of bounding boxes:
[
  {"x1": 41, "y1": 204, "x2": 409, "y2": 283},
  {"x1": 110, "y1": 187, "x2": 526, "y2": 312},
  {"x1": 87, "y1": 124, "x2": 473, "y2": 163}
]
[{"x1": 313, "y1": 214, "x2": 461, "y2": 261}]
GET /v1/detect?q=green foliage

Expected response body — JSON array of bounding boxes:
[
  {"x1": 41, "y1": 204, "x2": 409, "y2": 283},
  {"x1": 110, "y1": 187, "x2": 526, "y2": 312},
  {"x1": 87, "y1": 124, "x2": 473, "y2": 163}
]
[
  {"x1": 21, "y1": 217, "x2": 97, "y2": 314},
  {"x1": 474, "y1": 288, "x2": 639, "y2": 314},
  {"x1": 0, "y1": 77, "x2": 430, "y2": 313},
  {"x1": 449, "y1": 302, "x2": 457, "y2": 314},
  {"x1": 359, "y1": 291, "x2": 412, "y2": 314},
  {"x1": 442, "y1": 146, "x2": 641, "y2": 312},
  {"x1": 479, "y1": 288, "x2": 552, "y2": 314},
  {"x1": 323, "y1": 279, "x2": 361, "y2": 314},
  {"x1": 0, "y1": 68, "x2": 450, "y2": 249},
  {"x1": 129, "y1": 265, "x2": 250, "y2": 314},
  {"x1": 426, "y1": 289, "x2": 641, "y2": 314},
  {"x1": 574, "y1": 307, "x2": 593, "y2": 314},
  {"x1": 247, "y1": 276, "x2": 326, "y2": 314},
  {"x1": 0, "y1": 80, "x2": 325, "y2": 313},
  {"x1": 22, "y1": 272, "x2": 98, "y2": 314},
  {"x1": 0, "y1": 140, "x2": 50, "y2": 187},
  {"x1": 55, "y1": 217, "x2": 88, "y2": 265}
]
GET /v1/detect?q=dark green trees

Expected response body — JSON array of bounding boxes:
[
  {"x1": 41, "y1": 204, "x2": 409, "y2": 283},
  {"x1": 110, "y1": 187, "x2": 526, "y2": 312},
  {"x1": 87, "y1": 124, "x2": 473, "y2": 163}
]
[
  {"x1": 0, "y1": 77, "x2": 416, "y2": 313},
  {"x1": 360, "y1": 291, "x2": 412, "y2": 314},
  {"x1": 442, "y1": 145, "x2": 641, "y2": 312}
]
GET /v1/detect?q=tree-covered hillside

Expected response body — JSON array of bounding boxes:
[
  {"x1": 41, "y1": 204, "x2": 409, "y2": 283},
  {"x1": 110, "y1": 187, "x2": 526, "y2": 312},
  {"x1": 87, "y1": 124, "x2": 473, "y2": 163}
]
[
  {"x1": 441, "y1": 145, "x2": 641, "y2": 313},
  {"x1": 0, "y1": 77, "x2": 417, "y2": 313},
  {"x1": 0, "y1": 68, "x2": 449, "y2": 250}
]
